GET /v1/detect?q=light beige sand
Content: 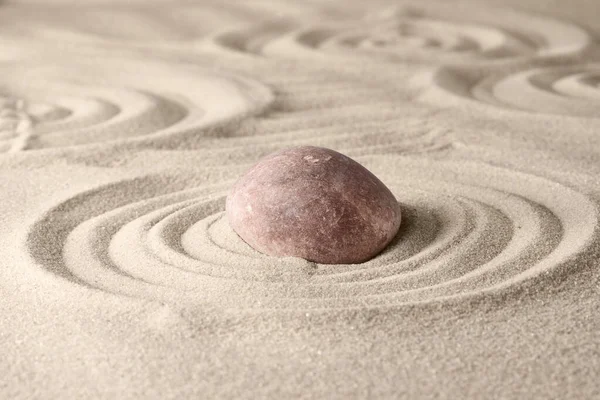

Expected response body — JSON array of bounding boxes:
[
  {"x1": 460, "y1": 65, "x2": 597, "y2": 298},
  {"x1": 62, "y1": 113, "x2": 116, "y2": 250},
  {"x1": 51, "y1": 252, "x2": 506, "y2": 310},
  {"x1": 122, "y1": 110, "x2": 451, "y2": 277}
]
[{"x1": 1, "y1": 0, "x2": 599, "y2": 398}]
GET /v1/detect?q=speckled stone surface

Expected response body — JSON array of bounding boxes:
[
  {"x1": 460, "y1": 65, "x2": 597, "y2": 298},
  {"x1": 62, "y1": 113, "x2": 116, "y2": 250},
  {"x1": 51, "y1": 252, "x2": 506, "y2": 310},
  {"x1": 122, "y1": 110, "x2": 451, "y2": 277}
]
[{"x1": 226, "y1": 146, "x2": 401, "y2": 264}]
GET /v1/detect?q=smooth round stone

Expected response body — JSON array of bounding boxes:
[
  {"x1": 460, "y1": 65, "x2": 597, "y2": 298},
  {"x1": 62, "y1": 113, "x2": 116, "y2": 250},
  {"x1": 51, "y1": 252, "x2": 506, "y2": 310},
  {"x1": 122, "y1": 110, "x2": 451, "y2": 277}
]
[{"x1": 226, "y1": 146, "x2": 401, "y2": 264}]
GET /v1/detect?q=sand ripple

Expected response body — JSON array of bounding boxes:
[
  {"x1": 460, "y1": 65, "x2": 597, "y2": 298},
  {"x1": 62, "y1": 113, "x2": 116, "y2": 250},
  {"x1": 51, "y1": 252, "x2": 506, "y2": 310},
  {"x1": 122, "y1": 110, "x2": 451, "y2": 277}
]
[
  {"x1": 0, "y1": 60, "x2": 273, "y2": 151},
  {"x1": 211, "y1": 4, "x2": 591, "y2": 65},
  {"x1": 424, "y1": 64, "x2": 600, "y2": 117},
  {"x1": 20, "y1": 157, "x2": 597, "y2": 310}
]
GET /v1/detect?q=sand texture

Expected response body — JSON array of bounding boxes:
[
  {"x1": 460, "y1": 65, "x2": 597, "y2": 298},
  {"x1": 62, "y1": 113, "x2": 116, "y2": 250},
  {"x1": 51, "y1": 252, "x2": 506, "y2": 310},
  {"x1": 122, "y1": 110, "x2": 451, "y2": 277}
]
[{"x1": 1, "y1": 0, "x2": 599, "y2": 399}]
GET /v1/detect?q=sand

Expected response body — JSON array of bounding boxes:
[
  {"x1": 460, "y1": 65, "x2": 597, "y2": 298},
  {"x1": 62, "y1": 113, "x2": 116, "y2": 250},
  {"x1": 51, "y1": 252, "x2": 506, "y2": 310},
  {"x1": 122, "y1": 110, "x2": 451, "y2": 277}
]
[{"x1": 1, "y1": 0, "x2": 599, "y2": 398}]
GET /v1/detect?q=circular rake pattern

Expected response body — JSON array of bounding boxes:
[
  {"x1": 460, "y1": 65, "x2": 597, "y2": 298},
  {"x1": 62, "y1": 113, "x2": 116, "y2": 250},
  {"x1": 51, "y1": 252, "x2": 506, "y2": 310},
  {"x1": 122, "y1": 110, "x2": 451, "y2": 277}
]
[
  {"x1": 21, "y1": 156, "x2": 598, "y2": 311},
  {"x1": 472, "y1": 64, "x2": 600, "y2": 117},
  {"x1": 426, "y1": 64, "x2": 600, "y2": 118},
  {"x1": 210, "y1": 3, "x2": 591, "y2": 66},
  {"x1": 0, "y1": 59, "x2": 273, "y2": 152}
]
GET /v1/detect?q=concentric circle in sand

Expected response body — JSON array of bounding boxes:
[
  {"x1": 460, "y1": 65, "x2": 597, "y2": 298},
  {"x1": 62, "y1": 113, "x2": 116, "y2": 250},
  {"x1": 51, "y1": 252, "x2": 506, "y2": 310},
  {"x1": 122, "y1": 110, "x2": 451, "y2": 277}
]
[{"x1": 20, "y1": 156, "x2": 598, "y2": 311}]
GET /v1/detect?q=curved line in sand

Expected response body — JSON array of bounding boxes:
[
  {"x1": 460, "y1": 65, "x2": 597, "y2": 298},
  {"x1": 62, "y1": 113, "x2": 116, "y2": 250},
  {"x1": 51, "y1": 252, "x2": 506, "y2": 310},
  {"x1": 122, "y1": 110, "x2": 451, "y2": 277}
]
[
  {"x1": 422, "y1": 64, "x2": 600, "y2": 118},
  {"x1": 0, "y1": 60, "x2": 274, "y2": 151},
  {"x1": 206, "y1": 3, "x2": 591, "y2": 66},
  {"x1": 20, "y1": 157, "x2": 598, "y2": 311}
]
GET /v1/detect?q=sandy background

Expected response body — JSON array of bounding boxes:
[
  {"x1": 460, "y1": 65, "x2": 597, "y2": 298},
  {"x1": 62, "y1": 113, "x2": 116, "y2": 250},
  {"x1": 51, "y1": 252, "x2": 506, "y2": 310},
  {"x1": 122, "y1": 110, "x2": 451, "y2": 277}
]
[{"x1": 1, "y1": 0, "x2": 599, "y2": 398}]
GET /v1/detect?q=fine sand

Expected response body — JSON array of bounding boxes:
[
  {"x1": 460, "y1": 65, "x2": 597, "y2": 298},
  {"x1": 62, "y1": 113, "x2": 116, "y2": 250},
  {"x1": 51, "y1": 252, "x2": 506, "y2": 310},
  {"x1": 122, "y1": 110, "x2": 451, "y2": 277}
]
[{"x1": 1, "y1": 0, "x2": 599, "y2": 398}]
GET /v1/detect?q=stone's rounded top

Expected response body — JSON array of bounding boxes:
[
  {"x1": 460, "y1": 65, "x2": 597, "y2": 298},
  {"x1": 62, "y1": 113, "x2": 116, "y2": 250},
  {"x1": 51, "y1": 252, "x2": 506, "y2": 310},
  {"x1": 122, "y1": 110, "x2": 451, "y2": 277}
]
[{"x1": 226, "y1": 146, "x2": 401, "y2": 264}]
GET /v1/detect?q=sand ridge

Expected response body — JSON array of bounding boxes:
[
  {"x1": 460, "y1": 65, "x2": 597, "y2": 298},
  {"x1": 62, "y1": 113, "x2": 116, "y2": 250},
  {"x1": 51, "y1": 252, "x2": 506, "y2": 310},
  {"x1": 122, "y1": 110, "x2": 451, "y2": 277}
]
[{"x1": 1, "y1": 0, "x2": 599, "y2": 399}]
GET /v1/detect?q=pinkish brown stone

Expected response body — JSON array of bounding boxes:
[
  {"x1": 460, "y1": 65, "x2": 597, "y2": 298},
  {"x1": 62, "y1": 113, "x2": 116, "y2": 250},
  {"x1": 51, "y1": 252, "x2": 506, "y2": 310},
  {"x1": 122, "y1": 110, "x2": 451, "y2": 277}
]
[{"x1": 225, "y1": 146, "x2": 401, "y2": 264}]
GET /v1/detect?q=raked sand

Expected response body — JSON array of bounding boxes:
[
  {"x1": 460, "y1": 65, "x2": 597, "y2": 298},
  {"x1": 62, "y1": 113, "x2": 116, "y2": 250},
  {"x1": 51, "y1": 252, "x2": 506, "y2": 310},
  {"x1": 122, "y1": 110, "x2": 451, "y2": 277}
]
[{"x1": 1, "y1": 0, "x2": 599, "y2": 398}]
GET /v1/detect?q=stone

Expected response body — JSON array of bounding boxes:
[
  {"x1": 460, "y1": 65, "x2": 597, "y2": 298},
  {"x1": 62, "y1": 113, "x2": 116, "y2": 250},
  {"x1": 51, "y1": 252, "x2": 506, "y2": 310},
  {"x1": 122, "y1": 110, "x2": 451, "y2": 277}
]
[{"x1": 226, "y1": 146, "x2": 401, "y2": 264}]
